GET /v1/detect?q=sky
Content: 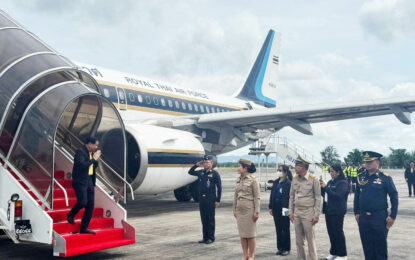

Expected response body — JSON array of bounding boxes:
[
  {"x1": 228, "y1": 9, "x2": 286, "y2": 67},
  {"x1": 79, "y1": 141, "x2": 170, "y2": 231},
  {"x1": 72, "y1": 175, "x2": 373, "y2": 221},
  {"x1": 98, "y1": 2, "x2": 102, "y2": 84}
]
[{"x1": 2, "y1": 0, "x2": 415, "y2": 161}]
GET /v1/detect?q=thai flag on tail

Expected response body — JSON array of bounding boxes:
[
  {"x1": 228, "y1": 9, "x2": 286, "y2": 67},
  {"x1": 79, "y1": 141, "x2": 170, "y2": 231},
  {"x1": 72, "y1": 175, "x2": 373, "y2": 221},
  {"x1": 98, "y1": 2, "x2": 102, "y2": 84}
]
[{"x1": 272, "y1": 55, "x2": 279, "y2": 65}]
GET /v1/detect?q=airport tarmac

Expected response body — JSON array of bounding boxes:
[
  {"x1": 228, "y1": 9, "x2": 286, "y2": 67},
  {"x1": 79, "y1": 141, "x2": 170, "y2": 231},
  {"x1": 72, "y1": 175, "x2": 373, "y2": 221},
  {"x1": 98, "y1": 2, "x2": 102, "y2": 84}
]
[{"x1": 1, "y1": 168, "x2": 414, "y2": 259}]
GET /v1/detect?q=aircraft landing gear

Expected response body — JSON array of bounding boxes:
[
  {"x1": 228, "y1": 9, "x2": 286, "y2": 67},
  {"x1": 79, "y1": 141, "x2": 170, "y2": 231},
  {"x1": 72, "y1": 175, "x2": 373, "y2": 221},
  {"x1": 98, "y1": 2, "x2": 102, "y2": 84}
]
[
  {"x1": 174, "y1": 185, "x2": 192, "y2": 202},
  {"x1": 190, "y1": 181, "x2": 199, "y2": 203}
]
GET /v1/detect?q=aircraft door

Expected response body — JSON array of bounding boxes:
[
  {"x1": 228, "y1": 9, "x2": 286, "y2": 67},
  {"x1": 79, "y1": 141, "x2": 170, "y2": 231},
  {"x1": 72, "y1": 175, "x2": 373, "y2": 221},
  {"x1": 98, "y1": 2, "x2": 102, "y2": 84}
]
[{"x1": 116, "y1": 87, "x2": 127, "y2": 110}]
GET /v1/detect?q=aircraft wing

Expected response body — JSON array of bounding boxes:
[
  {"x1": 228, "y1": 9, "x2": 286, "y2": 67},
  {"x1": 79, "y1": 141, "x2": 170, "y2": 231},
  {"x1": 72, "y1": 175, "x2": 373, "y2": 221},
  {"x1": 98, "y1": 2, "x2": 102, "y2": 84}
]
[{"x1": 193, "y1": 97, "x2": 415, "y2": 135}]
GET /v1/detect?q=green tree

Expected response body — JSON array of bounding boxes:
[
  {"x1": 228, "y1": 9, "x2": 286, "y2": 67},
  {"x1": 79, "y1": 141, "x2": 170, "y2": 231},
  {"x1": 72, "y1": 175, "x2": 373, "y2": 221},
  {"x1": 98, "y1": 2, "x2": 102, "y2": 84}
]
[
  {"x1": 345, "y1": 149, "x2": 364, "y2": 165},
  {"x1": 320, "y1": 146, "x2": 341, "y2": 165},
  {"x1": 388, "y1": 148, "x2": 410, "y2": 168}
]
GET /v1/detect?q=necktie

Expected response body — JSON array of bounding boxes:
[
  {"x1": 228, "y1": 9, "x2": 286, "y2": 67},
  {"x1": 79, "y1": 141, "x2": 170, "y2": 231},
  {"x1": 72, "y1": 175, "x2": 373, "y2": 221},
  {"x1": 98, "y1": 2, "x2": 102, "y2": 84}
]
[{"x1": 89, "y1": 153, "x2": 93, "y2": 176}]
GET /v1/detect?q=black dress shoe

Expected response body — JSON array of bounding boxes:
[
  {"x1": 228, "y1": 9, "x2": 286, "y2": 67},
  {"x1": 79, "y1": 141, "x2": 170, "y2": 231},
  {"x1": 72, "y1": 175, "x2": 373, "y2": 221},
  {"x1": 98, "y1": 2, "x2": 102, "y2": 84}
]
[
  {"x1": 80, "y1": 229, "x2": 96, "y2": 235},
  {"x1": 198, "y1": 240, "x2": 206, "y2": 243},
  {"x1": 280, "y1": 251, "x2": 290, "y2": 256},
  {"x1": 67, "y1": 215, "x2": 75, "y2": 225},
  {"x1": 205, "y1": 239, "x2": 213, "y2": 244},
  {"x1": 276, "y1": 250, "x2": 282, "y2": 255}
]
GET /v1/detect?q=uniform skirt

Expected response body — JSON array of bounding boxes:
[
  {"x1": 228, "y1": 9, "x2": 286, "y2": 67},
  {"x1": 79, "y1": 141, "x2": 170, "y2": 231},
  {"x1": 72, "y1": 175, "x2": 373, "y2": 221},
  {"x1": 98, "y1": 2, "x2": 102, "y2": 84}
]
[{"x1": 236, "y1": 199, "x2": 257, "y2": 238}]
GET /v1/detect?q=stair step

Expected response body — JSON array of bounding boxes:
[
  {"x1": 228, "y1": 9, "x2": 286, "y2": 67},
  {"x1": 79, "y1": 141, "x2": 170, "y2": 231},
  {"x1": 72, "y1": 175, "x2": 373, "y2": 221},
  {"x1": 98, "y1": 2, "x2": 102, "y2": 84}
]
[
  {"x1": 48, "y1": 208, "x2": 104, "y2": 223},
  {"x1": 38, "y1": 198, "x2": 77, "y2": 210},
  {"x1": 62, "y1": 238, "x2": 135, "y2": 257},
  {"x1": 53, "y1": 218, "x2": 113, "y2": 234},
  {"x1": 55, "y1": 170, "x2": 65, "y2": 179},
  {"x1": 63, "y1": 228, "x2": 126, "y2": 248},
  {"x1": 29, "y1": 188, "x2": 76, "y2": 200}
]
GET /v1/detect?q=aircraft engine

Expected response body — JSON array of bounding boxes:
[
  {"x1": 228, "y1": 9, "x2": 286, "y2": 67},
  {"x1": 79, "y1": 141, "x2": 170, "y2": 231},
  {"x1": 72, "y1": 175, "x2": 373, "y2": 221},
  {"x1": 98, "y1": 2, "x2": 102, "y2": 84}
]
[{"x1": 108, "y1": 123, "x2": 205, "y2": 198}]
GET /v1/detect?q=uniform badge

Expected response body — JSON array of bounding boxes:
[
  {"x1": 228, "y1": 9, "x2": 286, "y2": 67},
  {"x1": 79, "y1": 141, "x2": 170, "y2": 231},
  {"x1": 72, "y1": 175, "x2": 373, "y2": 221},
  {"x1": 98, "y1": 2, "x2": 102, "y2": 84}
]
[
  {"x1": 357, "y1": 174, "x2": 368, "y2": 186},
  {"x1": 373, "y1": 178, "x2": 382, "y2": 184}
]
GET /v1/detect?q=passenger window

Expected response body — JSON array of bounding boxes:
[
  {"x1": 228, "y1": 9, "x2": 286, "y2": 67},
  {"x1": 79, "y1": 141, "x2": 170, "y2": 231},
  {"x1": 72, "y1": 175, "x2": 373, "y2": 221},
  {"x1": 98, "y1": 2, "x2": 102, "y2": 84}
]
[
  {"x1": 145, "y1": 96, "x2": 151, "y2": 104},
  {"x1": 103, "y1": 89, "x2": 110, "y2": 98},
  {"x1": 175, "y1": 100, "x2": 180, "y2": 109},
  {"x1": 187, "y1": 103, "x2": 192, "y2": 111},
  {"x1": 153, "y1": 97, "x2": 159, "y2": 105},
  {"x1": 200, "y1": 105, "x2": 205, "y2": 113},
  {"x1": 206, "y1": 106, "x2": 210, "y2": 113},
  {"x1": 129, "y1": 93, "x2": 135, "y2": 102},
  {"x1": 194, "y1": 104, "x2": 199, "y2": 111},
  {"x1": 168, "y1": 99, "x2": 173, "y2": 107},
  {"x1": 181, "y1": 101, "x2": 186, "y2": 110},
  {"x1": 161, "y1": 98, "x2": 166, "y2": 106},
  {"x1": 137, "y1": 94, "x2": 143, "y2": 103}
]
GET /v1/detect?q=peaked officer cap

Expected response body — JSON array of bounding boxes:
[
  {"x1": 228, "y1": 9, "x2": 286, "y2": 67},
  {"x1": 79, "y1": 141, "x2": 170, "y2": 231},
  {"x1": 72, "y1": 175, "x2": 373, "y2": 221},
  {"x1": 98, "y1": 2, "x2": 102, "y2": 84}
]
[
  {"x1": 362, "y1": 151, "x2": 383, "y2": 162},
  {"x1": 295, "y1": 155, "x2": 311, "y2": 166},
  {"x1": 203, "y1": 155, "x2": 215, "y2": 161}
]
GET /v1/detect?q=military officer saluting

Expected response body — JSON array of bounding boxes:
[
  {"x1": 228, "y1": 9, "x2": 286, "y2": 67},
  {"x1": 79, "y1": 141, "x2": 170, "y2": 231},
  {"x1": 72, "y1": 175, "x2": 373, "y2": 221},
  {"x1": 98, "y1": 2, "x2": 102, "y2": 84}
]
[
  {"x1": 188, "y1": 155, "x2": 222, "y2": 244},
  {"x1": 354, "y1": 151, "x2": 398, "y2": 260}
]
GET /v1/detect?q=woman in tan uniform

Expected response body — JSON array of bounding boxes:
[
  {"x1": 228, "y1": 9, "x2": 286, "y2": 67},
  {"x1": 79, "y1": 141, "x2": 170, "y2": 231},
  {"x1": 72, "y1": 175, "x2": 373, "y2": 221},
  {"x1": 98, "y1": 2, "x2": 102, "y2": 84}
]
[{"x1": 233, "y1": 159, "x2": 260, "y2": 260}]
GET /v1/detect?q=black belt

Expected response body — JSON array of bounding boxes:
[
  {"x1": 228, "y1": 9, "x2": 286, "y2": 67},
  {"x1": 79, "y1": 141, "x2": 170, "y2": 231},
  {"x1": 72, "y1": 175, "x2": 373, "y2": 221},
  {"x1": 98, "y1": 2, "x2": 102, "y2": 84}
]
[{"x1": 362, "y1": 209, "x2": 387, "y2": 216}]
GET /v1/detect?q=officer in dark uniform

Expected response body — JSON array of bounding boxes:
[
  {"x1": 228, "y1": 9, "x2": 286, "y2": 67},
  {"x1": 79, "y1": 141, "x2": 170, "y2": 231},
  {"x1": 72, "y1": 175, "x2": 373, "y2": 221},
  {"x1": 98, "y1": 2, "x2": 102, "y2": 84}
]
[
  {"x1": 354, "y1": 151, "x2": 398, "y2": 260},
  {"x1": 188, "y1": 155, "x2": 222, "y2": 244}
]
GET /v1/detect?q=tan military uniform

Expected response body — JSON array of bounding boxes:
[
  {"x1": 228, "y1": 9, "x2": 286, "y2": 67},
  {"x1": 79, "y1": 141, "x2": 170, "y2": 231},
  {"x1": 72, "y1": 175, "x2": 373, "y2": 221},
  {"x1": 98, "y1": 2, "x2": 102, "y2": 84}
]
[
  {"x1": 233, "y1": 174, "x2": 260, "y2": 238},
  {"x1": 289, "y1": 172, "x2": 321, "y2": 260}
]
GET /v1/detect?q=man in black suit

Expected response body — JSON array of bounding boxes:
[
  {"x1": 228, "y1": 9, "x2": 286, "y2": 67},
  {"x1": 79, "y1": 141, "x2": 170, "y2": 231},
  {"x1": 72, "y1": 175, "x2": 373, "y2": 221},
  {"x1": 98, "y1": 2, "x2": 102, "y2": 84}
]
[
  {"x1": 67, "y1": 137, "x2": 101, "y2": 234},
  {"x1": 404, "y1": 161, "x2": 415, "y2": 197}
]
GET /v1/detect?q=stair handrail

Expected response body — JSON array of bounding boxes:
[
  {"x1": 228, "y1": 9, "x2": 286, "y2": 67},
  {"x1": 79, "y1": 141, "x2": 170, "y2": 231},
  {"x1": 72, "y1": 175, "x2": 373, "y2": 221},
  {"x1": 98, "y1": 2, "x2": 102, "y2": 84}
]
[
  {"x1": 54, "y1": 128, "x2": 135, "y2": 201},
  {"x1": 4, "y1": 142, "x2": 69, "y2": 209},
  {"x1": 54, "y1": 143, "x2": 134, "y2": 202}
]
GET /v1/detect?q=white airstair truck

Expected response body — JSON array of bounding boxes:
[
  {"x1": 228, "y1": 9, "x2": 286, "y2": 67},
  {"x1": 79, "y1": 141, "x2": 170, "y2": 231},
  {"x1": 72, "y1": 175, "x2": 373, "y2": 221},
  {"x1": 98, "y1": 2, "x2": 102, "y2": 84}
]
[
  {"x1": 0, "y1": 10, "x2": 135, "y2": 257},
  {"x1": 250, "y1": 134, "x2": 326, "y2": 190}
]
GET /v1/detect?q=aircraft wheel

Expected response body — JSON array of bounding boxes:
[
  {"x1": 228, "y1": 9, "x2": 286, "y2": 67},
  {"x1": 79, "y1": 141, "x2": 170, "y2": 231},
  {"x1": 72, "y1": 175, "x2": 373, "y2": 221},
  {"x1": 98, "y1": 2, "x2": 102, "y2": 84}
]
[
  {"x1": 190, "y1": 181, "x2": 199, "y2": 202},
  {"x1": 174, "y1": 185, "x2": 192, "y2": 202}
]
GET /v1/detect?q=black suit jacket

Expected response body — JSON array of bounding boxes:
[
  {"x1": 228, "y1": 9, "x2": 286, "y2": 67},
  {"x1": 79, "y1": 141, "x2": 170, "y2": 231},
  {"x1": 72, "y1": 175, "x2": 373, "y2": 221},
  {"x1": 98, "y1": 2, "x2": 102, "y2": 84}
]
[
  {"x1": 268, "y1": 178, "x2": 291, "y2": 210},
  {"x1": 72, "y1": 146, "x2": 98, "y2": 187},
  {"x1": 404, "y1": 167, "x2": 415, "y2": 182}
]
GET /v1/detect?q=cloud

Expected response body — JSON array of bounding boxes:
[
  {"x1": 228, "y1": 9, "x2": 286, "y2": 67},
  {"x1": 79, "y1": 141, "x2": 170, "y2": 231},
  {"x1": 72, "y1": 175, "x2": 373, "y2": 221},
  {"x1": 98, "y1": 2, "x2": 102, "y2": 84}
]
[
  {"x1": 317, "y1": 53, "x2": 351, "y2": 68},
  {"x1": 359, "y1": 0, "x2": 415, "y2": 41}
]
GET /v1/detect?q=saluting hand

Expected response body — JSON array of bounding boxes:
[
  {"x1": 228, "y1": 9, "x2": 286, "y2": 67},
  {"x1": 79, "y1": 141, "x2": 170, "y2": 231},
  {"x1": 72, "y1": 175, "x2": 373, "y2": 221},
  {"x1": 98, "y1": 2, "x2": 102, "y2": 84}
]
[
  {"x1": 196, "y1": 161, "x2": 203, "y2": 167},
  {"x1": 319, "y1": 179, "x2": 326, "y2": 188},
  {"x1": 386, "y1": 216, "x2": 395, "y2": 229}
]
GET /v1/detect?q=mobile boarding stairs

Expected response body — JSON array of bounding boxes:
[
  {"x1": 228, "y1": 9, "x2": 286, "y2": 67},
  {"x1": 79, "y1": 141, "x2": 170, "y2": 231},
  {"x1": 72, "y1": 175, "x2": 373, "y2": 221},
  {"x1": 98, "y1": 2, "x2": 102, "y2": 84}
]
[
  {"x1": 249, "y1": 134, "x2": 327, "y2": 189},
  {"x1": 0, "y1": 10, "x2": 135, "y2": 257}
]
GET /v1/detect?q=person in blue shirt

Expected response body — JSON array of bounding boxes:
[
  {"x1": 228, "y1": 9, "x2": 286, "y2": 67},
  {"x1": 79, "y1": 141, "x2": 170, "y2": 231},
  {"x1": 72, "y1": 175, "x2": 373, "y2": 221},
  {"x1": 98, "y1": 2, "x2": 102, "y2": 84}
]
[
  {"x1": 269, "y1": 165, "x2": 292, "y2": 256},
  {"x1": 354, "y1": 151, "x2": 398, "y2": 260},
  {"x1": 188, "y1": 155, "x2": 222, "y2": 244},
  {"x1": 320, "y1": 164, "x2": 349, "y2": 260}
]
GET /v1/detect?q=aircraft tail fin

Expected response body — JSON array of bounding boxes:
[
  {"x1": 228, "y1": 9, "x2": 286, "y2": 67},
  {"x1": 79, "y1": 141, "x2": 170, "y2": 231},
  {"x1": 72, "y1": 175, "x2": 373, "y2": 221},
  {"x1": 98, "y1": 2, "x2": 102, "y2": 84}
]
[{"x1": 235, "y1": 29, "x2": 281, "y2": 108}]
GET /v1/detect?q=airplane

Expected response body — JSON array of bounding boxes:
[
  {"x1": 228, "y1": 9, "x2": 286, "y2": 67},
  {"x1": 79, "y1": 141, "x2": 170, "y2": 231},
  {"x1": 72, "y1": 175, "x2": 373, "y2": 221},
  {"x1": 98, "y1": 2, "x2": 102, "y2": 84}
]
[
  {"x1": 3, "y1": 9, "x2": 415, "y2": 203},
  {"x1": 74, "y1": 30, "x2": 415, "y2": 202}
]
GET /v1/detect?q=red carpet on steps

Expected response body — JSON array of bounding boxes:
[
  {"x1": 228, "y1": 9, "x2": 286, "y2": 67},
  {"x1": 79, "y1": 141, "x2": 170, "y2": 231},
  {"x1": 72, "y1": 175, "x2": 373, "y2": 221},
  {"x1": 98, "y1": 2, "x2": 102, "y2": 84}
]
[{"x1": 9, "y1": 169, "x2": 135, "y2": 257}]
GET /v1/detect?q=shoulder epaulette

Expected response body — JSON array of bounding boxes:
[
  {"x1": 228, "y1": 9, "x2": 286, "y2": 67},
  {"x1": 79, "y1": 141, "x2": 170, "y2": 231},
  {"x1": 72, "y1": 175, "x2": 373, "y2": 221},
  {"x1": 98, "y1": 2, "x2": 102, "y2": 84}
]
[
  {"x1": 381, "y1": 172, "x2": 390, "y2": 177},
  {"x1": 293, "y1": 174, "x2": 298, "y2": 179},
  {"x1": 309, "y1": 174, "x2": 315, "y2": 179}
]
